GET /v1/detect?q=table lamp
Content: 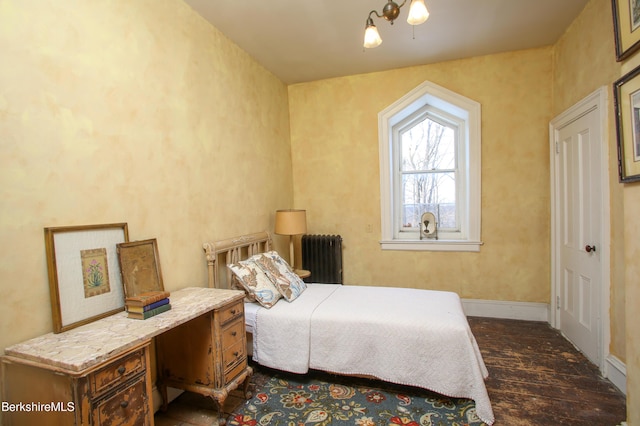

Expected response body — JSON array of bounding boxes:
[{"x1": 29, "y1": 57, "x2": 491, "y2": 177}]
[{"x1": 274, "y1": 209, "x2": 307, "y2": 270}]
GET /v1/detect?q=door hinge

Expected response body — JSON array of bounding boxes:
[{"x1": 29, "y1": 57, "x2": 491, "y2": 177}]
[
  {"x1": 556, "y1": 295, "x2": 561, "y2": 309},
  {"x1": 555, "y1": 141, "x2": 560, "y2": 154}
]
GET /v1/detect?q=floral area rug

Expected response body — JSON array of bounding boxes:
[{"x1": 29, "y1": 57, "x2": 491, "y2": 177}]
[{"x1": 227, "y1": 366, "x2": 483, "y2": 426}]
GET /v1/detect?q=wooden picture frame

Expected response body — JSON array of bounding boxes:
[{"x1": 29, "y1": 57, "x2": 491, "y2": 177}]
[
  {"x1": 614, "y1": 64, "x2": 640, "y2": 182},
  {"x1": 117, "y1": 238, "x2": 165, "y2": 299},
  {"x1": 44, "y1": 223, "x2": 129, "y2": 333},
  {"x1": 613, "y1": 0, "x2": 640, "y2": 61}
]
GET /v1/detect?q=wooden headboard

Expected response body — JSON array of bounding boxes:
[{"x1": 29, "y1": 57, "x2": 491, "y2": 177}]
[{"x1": 203, "y1": 231, "x2": 272, "y2": 289}]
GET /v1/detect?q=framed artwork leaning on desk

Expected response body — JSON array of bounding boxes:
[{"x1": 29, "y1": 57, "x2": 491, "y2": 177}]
[
  {"x1": 44, "y1": 222, "x2": 129, "y2": 333},
  {"x1": 117, "y1": 238, "x2": 165, "y2": 298}
]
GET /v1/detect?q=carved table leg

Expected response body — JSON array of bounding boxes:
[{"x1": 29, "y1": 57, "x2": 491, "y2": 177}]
[
  {"x1": 216, "y1": 367, "x2": 254, "y2": 425},
  {"x1": 209, "y1": 388, "x2": 230, "y2": 426},
  {"x1": 242, "y1": 370, "x2": 253, "y2": 399},
  {"x1": 215, "y1": 398, "x2": 226, "y2": 426}
]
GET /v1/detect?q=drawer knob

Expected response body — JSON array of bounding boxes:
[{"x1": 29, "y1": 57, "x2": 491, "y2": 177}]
[
  {"x1": 120, "y1": 401, "x2": 129, "y2": 408},
  {"x1": 230, "y1": 309, "x2": 237, "y2": 315},
  {"x1": 117, "y1": 366, "x2": 126, "y2": 375},
  {"x1": 231, "y1": 331, "x2": 237, "y2": 336},
  {"x1": 233, "y1": 351, "x2": 239, "y2": 357}
]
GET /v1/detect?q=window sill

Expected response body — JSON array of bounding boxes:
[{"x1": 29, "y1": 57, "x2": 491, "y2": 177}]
[{"x1": 379, "y1": 239, "x2": 483, "y2": 252}]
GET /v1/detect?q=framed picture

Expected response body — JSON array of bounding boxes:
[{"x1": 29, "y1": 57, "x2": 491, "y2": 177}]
[
  {"x1": 613, "y1": 0, "x2": 640, "y2": 61},
  {"x1": 117, "y1": 239, "x2": 164, "y2": 299},
  {"x1": 614, "y1": 64, "x2": 640, "y2": 182},
  {"x1": 44, "y1": 223, "x2": 129, "y2": 333}
]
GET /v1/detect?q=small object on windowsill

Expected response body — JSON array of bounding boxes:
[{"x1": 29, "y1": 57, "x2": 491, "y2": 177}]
[{"x1": 295, "y1": 269, "x2": 311, "y2": 279}]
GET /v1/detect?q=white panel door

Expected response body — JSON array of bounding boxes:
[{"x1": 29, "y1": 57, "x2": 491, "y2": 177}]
[{"x1": 556, "y1": 106, "x2": 602, "y2": 366}]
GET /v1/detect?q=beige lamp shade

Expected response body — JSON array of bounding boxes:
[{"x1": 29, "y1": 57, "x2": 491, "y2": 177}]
[
  {"x1": 274, "y1": 209, "x2": 307, "y2": 270},
  {"x1": 274, "y1": 209, "x2": 307, "y2": 236}
]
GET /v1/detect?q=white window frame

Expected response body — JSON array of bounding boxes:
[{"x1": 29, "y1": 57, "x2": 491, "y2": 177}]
[{"x1": 378, "y1": 80, "x2": 482, "y2": 252}]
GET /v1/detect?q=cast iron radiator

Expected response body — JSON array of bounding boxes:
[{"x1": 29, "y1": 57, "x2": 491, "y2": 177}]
[{"x1": 301, "y1": 234, "x2": 343, "y2": 284}]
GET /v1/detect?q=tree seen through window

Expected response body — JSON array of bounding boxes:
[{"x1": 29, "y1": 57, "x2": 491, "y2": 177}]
[{"x1": 399, "y1": 114, "x2": 457, "y2": 231}]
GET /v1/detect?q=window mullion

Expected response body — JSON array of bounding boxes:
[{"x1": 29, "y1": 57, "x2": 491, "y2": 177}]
[{"x1": 400, "y1": 169, "x2": 456, "y2": 175}]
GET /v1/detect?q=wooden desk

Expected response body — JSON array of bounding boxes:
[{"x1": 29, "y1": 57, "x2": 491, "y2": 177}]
[{"x1": 1, "y1": 287, "x2": 251, "y2": 425}]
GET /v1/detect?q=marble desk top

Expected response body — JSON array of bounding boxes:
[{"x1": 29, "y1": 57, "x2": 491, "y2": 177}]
[{"x1": 3, "y1": 287, "x2": 244, "y2": 373}]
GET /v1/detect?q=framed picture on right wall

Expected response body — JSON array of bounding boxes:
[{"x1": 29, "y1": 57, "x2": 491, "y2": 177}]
[
  {"x1": 614, "y1": 63, "x2": 640, "y2": 182},
  {"x1": 613, "y1": 0, "x2": 640, "y2": 60}
]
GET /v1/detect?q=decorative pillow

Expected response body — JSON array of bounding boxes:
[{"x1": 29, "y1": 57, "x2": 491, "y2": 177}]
[
  {"x1": 227, "y1": 259, "x2": 282, "y2": 308},
  {"x1": 230, "y1": 275, "x2": 256, "y2": 303},
  {"x1": 253, "y1": 251, "x2": 307, "y2": 302}
]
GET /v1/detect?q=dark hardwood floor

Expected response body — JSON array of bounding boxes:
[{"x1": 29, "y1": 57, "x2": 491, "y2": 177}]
[
  {"x1": 468, "y1": 317, "x2": 626, "y2": 425},
  {"x1": 155, "y1": 317, "x2": 627, "y2": 425}
]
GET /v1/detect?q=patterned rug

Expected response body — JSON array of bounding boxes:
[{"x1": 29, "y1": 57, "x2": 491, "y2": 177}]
[{"x1": 227, "y1": 366, "x2": 482, "y2": 426}]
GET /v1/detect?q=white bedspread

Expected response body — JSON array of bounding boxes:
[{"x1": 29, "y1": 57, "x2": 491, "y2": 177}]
[
  {"x1": 253, "y1": 284, "x2": 340, "y2": 373},
  {"x1": 252, "y1": 284, "x2": 494, "y2": 425}
]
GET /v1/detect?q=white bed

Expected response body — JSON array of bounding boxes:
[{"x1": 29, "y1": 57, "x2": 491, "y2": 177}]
[{"x1": 203, "y1": 232, "x2": 494, "y2": 425}]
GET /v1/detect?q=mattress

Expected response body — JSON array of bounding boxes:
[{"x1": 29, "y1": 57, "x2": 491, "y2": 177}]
[{"x1": 245, "y1": 283, "x2": 494, "y2": 424}]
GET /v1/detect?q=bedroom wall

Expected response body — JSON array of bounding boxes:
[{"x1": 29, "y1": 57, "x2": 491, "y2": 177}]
[
  {"x1": 618, "y1": 29, "x2": 640, "y2": 426},
  {"x1": 0, "y1": 0, "x2": 293, "y2": 353},
  {"x1": 623, "y1": 183, "x2": 640, "y2": 424},
  {"x1": 289, "y1": 47, "x2": 553, "y2": 303}
]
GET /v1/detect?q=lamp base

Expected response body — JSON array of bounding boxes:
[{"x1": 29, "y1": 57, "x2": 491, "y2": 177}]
[{"x1": 288, "y1": 236, "x2": 295, "y2": 269}]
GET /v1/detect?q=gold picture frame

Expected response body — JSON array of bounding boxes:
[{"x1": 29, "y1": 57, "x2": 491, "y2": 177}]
[
  {"x1": 614, "y1": 63, "x2": 640, "y2": 182},
  {"x1": 613, "y1": 0, "x2": 640, "y2": 61},
  {"x1": 117, "y1": 238, "x2": 165, "y2": 299},
  {"x1": 44, "y1": 223, "x2": 129, "y2": 333}
]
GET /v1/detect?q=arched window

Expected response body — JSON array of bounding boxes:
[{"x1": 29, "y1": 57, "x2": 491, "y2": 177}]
[{"x1": 378, "y1": 81, "x2": 482, "y2": 251}]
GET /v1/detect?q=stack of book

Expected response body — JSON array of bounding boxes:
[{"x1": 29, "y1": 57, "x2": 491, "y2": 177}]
[{"x1": 126, "y1": 290, "x2": 171, "y2": 320}]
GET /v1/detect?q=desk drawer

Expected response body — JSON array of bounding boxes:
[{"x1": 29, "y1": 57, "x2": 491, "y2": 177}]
[
  {"x1": 218, "y1": 300, "x2": 243, "y2": 324},
  {"x1": 92, "y1": 373, "x2": 149, "y2": 426},
  {"x1": 90, "y1": 349, "x2": 146, "y2": 397},
  {"x1": 223, "y1": 339, "x2": 245, "y2": 372},
  {"x1": 221, "y1": 318, "x2": 244, "y2": 347},
  {"x1": 224, "y1": 357, "x2": 247, "y2": 384}
]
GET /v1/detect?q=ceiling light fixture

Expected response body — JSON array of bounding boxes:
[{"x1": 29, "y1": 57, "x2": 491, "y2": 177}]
[{"x1": 363, "y1": 0, "x2": 430, "y2": 49}]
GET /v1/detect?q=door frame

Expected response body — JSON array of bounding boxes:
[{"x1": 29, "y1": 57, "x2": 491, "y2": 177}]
[{"x1": 549, "y1": 86, "x2": 611, "y2": 372}]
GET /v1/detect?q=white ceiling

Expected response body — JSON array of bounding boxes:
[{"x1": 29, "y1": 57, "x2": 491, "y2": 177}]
[{"x1": 184, "y1": 0, "x2": 590, "y2": 85}]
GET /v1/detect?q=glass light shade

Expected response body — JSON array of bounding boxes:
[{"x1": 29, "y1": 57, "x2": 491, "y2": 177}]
[
  {"x1": 274, "y1": 209, "x2": 307, "y2": 235},
  {"x1": 363, "y1": 24, "x2": 383, "y2": 48},
  {"x1": 407, "y1": 0, "x2": 429, "y2": 25}
]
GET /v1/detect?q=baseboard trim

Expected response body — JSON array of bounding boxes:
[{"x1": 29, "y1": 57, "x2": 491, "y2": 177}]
[
  {"x1": 605, "y1": 354, "x2": 627, "y2": 395},
  {"x1": 461, "y1": 299, "x2": 550, "y2": 322}
]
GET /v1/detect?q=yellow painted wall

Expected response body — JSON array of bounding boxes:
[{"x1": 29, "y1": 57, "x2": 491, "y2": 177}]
[
  {"x1": 0, "y1": 0, "x2": 293, "y2": 353},
  {"x1": 624, "y1": 183, "x2": 640, "y2": 424},
  {"x1": 619, "y1": 28, "x2": 640, "y2": 426},
  {"x1": 289, "y1": 48, "x2": 553, "y2": 302},
  {"x1": 621, "y1": 46, "x2": 640, "y2": 426}
]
